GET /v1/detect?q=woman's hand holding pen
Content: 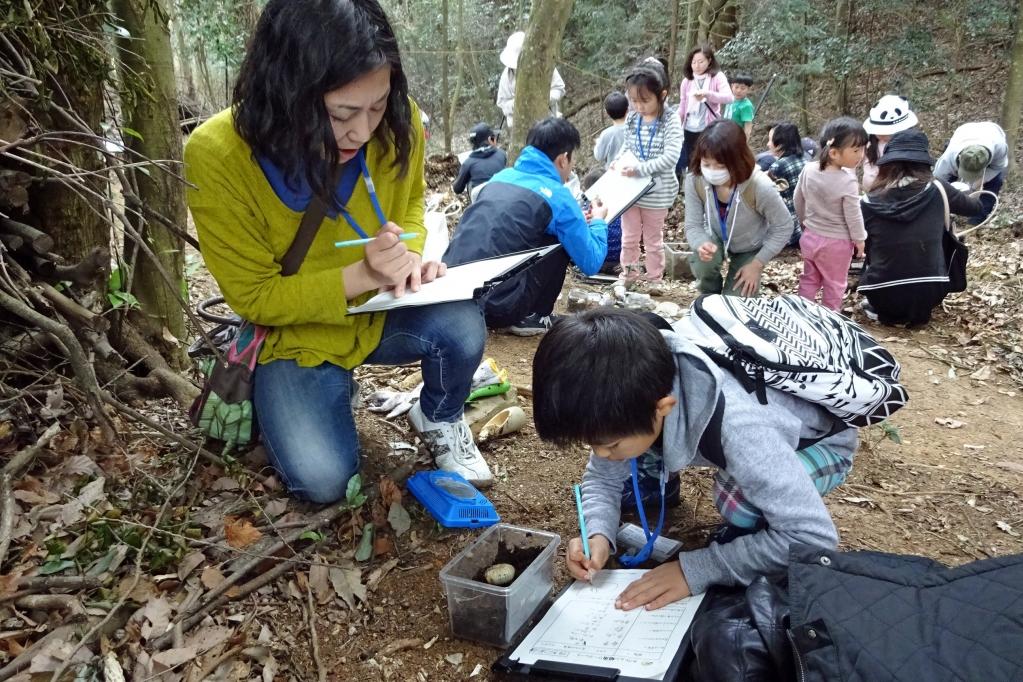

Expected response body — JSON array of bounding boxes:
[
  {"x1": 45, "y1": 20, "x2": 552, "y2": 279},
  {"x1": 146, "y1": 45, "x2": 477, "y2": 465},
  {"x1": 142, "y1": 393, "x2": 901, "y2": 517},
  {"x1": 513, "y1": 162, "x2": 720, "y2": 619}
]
[
  {"x1": 567, "y1": 535, "x2": 610, "y2": 582},
  {"x1": 344, "y1": 223, "x2": 446, "y2": 299}
]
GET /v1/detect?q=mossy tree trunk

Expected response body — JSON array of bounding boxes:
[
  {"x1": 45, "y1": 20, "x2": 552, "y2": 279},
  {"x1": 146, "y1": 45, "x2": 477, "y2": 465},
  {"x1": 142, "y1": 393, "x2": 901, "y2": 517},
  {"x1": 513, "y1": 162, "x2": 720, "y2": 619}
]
[
  {"x1": 1001, "y1": 0, "x2": 1023, "y2": 175},
  {"x1": 113, "y1": 0, "x2": 187, "y2": 363},
  {"x1": 508, "y1": 0, "x2": 575, "y2": 162}
]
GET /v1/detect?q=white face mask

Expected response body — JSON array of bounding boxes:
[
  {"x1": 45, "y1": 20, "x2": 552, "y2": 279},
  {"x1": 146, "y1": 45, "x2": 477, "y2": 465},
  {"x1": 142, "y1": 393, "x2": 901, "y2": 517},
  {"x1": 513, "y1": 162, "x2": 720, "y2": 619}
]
[{"x1": 701, "y1": 165, "x2": 731, "y2": 186}]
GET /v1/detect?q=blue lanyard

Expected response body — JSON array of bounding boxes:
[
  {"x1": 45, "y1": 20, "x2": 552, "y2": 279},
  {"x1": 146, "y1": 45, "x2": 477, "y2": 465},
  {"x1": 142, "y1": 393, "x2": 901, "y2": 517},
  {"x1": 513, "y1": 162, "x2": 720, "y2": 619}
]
[
  {"x1": 337, "y1": 150, "x2": 387, "y2": 238},
  {"x1": 714, "y1": 188, "x2": 736, "y2": 243},
  {"x1": 635, "y1": 117, "x2": 659, "y2": 161},
  {"x1": 618, "y1": 457, "x2": 667, "y2": 567}
]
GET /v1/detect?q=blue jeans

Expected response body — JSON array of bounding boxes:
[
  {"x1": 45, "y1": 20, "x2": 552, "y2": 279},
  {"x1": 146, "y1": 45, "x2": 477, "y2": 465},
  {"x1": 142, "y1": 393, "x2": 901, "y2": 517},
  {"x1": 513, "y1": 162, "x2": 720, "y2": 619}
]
[{"x1": 252, "y1": 301, "x2": 485, "y2": 503}]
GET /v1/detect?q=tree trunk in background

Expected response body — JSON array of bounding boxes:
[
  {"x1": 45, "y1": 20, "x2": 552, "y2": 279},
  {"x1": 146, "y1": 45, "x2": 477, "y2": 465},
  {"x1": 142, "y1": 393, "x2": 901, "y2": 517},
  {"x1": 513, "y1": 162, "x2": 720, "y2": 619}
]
[
  {"x1": 242, "y1": 0, "x2": 261, "y2": 37},
  {"x1": 709, "y1": 0, "x2": 737, "y2": 46},
  {"x1": 170, "y1": 17, "x2": 196, "y2": 103},
  {"x1": 668, "y1": 0, "x2": 681, "y2": 76},
  {"x1": 441, "y1": 0, "x2": 452, "y2": 153},
  {"x1": 508, "y1": 0, "x2": 575, "y2": 162},
  {"x1": 448, "y1": 0, "x2": 465, "y2": 149},
  {"x1": 697, "y1": 0, "x2": 730, "y2": 47},
  {"x1": 684, "y1": 0, "x2": 699, "y2": 53},
  {"x1": 28, "y1": 1, "x2": 109, "y2": 266},
  {"x1": 113, "y1": 0, "x2": 187, "y2": 362},
  {"x1": 1001, "y1": 0, "x2": 1023, "y2": 175},
  {"x1": 834, "y1": 0, "x2": 853, "y2": 114}
]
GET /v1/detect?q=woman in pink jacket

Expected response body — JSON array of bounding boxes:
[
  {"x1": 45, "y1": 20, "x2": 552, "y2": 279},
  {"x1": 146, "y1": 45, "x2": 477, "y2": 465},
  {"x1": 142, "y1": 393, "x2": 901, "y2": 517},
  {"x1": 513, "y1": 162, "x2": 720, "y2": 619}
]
[{"x1": 679, "y1": 44, "x2": 733, "y2": 171}]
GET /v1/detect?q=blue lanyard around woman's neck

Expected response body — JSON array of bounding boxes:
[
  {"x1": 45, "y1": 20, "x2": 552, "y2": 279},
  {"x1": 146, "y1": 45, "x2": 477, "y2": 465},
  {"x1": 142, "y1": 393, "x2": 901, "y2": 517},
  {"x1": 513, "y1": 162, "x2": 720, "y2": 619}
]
[
  {"x1": 635, "y1": 117, "x2": 659, "y2": 161},
  {"x1": 338, "y1": 150, "x2": 388, "y2": 238},
  {"x1": 619, "y1": 457, "x2": 667, "y2": 567},
  {"x1": 714, "y1": 187, "x2": 736, "y2": 243}
]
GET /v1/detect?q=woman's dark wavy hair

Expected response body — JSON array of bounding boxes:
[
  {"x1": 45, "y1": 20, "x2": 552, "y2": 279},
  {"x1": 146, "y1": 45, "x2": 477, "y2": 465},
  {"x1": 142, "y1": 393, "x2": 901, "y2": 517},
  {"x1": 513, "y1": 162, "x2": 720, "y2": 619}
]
[
  {"x1": 682, "y1": 44, "x2": 720, "y2": 80},
  {"x1": 233, "y1": 0, "x2": 412, "y2": 207}
]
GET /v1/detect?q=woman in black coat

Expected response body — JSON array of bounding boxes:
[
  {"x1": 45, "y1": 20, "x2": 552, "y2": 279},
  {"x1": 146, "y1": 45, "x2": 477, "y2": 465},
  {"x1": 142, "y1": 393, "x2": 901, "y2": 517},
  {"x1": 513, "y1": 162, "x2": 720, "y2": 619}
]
[{"x1": 858, "y1": 130, "x2": 983, "y2": 326}]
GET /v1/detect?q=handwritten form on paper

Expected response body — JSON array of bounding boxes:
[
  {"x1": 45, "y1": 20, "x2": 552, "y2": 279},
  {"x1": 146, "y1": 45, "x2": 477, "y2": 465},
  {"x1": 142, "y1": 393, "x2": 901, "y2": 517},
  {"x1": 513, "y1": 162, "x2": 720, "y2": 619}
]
[{"x1": 508, "y1": 570, "x2": 706, "y2": 680}]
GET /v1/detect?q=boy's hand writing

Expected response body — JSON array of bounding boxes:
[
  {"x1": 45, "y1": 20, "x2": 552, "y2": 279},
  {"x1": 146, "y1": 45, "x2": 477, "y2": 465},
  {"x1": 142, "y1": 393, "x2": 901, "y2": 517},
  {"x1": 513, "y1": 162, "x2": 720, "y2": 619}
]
[
  {"x1": 589, "y1": 199, "x2": 608, "y2": 221},
  {"x1": 852, "y1": 240, "x2": 865, "y2": 258},
  {"x1": 567, "y1": 535, "x2": 610, "y2": 582},
  {"x1": 615, "y1": 561, "x2": 691, "y2": 611},
  {"x1": 697, "y1": 242, "x2": 718, "y2": 262}
]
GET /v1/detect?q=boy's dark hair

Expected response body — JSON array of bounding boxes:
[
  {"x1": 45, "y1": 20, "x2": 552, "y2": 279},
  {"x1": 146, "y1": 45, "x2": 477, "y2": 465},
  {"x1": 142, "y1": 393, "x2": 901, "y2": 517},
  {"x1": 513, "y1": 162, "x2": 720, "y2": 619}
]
[
  {"x1": 819, "y1": 116, "x2": 868, "y2": 170},
  {"x1": 603, "y1": 91, "x2": 629, "y2": 120},
  {"x1": 625, "y1": 58, "x2": 671, "y2": 112},
  {"x1": 689, "y1": 119, "x2": 756, "y2": 184},
  {"x1": 580, "y1": 168, "x2": 603, "y2": 191},
  {"x1": 532, "y1": 308, "x2": 675, "y2": 447},
  {"x1": 233, "y1": 0, "x2": 412, "y2": 208},
  {"x1": 682, "y1": 44, "x2": 720, "y2": 80},
  {"x1": 770, "y1": 121, "x2": 802, "y2": 158},
  {"x1": 731, "y1": 73, "x2": 754, "y2": 87},
  {"x1": 526, "y1": 117, "x2": 581, "y2": 162}
]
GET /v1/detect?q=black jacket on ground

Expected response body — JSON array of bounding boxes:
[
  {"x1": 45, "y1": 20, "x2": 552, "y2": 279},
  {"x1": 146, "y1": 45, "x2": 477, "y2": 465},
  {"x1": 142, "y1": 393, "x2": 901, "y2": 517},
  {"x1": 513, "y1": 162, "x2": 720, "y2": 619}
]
[
  {"x1": 452, "y1": 146, "x2": 507, "y2": 195},
  {"x1": 686, "y1": 544, "x2": 1023, "y2": 682},
  {"x1": 858, "y1": 180, "x2": 982, "y2": 325}
]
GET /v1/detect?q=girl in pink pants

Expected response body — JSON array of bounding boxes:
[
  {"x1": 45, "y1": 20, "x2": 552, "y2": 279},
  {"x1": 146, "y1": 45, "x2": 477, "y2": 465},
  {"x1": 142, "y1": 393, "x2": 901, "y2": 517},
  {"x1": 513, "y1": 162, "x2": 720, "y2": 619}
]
[
  {"x1": 615, "y1": 58, "x2": 683, "y2": 282},
  {"x1": 793, "y1": 117, "x2": 868, "y2": 311}
]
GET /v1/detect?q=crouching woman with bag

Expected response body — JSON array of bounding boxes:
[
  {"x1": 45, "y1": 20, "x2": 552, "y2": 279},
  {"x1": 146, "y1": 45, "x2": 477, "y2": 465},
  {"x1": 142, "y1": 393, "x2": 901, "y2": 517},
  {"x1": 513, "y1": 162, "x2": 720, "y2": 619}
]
[
  {"x1": 858, "y1": 130, "x2": 983, "y2": 327},
  {"x1": 184, "y1": 0, "x2": 491, "y2": 502}
]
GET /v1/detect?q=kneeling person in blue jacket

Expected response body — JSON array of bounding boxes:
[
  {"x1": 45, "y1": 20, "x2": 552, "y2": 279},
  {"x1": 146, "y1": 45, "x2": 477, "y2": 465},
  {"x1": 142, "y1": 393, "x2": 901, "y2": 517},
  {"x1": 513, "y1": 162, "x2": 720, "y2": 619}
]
[
  {"x1": 444, "y1": 117, "x2": 608, "y2": 336},
  {"x1": 532, "y1": 308, "x2": 858, "y2": 609}
]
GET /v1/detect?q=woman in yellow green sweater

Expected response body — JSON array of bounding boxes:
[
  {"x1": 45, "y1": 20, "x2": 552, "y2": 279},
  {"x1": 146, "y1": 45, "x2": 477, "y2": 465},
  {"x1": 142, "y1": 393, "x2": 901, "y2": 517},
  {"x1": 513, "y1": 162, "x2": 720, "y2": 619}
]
[{"x1": 184, "y1": 0, "x2": 491, "y2": 502}]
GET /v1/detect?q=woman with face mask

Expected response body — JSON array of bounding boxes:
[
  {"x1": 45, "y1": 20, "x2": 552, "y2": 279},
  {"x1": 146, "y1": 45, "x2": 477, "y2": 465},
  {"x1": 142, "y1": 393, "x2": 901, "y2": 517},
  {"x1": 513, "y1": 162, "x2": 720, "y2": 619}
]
[{"x1": 683, "y1": 120, "x2": 793, "y2": 297}]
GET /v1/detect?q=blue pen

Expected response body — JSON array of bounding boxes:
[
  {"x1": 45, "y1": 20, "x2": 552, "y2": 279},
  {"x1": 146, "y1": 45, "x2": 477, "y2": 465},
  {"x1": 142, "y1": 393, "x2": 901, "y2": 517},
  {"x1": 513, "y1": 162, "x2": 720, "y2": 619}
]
[
  {"x1": 574, "y1": 484, "x2": 590, "y2": 560},
  {"x1": 334, "y1": 232, "x2": 420, "y2": 248}
]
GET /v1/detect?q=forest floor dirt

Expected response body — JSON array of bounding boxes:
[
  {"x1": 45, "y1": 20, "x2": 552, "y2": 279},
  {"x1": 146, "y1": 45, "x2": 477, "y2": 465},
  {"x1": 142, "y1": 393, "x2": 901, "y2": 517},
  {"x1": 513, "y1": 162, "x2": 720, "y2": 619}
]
[{"x1": 246, "y1": 234, "x2": 1023, "y2": 681}]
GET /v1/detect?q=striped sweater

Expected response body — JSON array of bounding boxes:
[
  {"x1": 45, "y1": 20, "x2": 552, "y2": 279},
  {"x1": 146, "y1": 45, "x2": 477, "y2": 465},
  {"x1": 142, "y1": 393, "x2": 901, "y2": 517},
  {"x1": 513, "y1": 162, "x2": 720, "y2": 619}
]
[{"x1": 622, "y1": 109, "x2": 684, "y2": 209}]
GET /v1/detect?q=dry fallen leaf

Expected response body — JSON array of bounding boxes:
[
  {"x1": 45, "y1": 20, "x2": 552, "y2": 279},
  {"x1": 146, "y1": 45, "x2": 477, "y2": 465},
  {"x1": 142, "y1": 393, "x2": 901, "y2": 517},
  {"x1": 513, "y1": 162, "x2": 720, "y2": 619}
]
[
  {"x1": 379, "y1": 477, "x2": 403, "y2": 507},
  {"x1": 934, "y1": 417, "x2": 965, "y2": 429},
  {"x1": 0, "y1": 570, "x2": 23, "y2": 596},
  {"x1": 177, "y1": 551, "x2": 206, "y2": 581},
  {"x1": 201, "y1": 565, "x2": 227, "y2": 590},
  {"x1": 309, "y1": 559, "x2": 332, "y2": 605},
  {"x1": 224, "y1": 516, "x2": 263, "y2": 549}
]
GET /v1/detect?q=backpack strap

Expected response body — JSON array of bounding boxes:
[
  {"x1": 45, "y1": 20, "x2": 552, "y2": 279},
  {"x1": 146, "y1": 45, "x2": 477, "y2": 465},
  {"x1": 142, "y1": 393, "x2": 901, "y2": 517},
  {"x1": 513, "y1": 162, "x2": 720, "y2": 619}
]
[
  {"x1": 932, "y1": 180, "x2": 952, "y2": 232},
  {"x1": 279, "y1": 168, "x2": 341, "y2": 276},
  {"x1": 697, "y1": 394, "x2": 727, "y2": 469},
  {"x1": 739, "y1": 169, "x2": 760, "y2": 214}
]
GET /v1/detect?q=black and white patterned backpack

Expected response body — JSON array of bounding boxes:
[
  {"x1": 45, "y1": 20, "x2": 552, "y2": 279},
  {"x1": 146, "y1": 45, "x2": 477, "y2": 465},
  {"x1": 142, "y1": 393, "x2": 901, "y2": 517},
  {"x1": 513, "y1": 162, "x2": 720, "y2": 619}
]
[{"x1": 675, "y1": 294, "x2": 908, "y2": 429}]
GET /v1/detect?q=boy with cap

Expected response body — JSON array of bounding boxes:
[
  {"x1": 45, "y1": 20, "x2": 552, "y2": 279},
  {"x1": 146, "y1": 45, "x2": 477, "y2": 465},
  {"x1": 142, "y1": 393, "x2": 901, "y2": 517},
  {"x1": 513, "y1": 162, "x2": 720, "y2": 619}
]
[
  {"x1": 933, "y1": 121, "x2": 1008, "y2": 224},
  {"x1": 444, "y1": 117, "x2": 607, "y2": 336},
  {"x1": 453, "y1": 123, "x2": 507, "y2": 201}
]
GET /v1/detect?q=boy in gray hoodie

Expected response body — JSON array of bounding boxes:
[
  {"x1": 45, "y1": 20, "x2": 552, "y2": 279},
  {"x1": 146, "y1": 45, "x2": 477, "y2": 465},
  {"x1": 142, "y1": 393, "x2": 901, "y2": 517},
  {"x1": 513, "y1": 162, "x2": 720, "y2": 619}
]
[{"x1": 532, "y1": 308, "x2": 858, "y2": 611}]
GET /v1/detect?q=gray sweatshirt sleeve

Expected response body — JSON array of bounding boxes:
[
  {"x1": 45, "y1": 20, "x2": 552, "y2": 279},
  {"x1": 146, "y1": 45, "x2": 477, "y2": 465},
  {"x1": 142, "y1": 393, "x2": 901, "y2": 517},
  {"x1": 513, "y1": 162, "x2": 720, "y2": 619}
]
[
  {"x1": 677, "y1": 390, "x2": 850, "y2": 595},
  {"x1": 580, "y1": 453, "x2": 631, "y2": 550},
  {"x1": 933, "y1": 151, "x2": 956, "y2": 182},
  {"x1": 684, "y1": 175, "x2": 714, "y2": 249},
  {"x1": 636, "y1": 114, "x2": 684, "y2": 177},
  {"x1": 753, "y1": 179, "x2": 794, "y2": 264}
]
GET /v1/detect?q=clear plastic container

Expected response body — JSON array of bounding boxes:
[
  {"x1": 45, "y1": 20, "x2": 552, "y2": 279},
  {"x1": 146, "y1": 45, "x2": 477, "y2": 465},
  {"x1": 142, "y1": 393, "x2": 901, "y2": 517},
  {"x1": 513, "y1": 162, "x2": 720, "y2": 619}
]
[
  {"x1": 663, "y1": 242, "x2": 694, "y2": 281},
  {"x1": 439, "y1": 523, "x2": 560, "y2": 648}
]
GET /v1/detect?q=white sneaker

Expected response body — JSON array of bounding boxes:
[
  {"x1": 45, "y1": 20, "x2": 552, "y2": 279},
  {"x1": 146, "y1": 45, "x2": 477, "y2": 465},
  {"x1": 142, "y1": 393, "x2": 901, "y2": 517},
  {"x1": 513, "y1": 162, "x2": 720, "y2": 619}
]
[{"x1": 409, "y1": 403, "x2": 494, "y2": 487}]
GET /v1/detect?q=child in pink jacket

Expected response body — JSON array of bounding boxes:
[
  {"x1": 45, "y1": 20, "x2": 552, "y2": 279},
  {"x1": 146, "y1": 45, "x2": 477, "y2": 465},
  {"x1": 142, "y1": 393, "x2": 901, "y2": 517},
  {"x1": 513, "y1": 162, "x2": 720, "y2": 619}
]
[{"x1": 679, "y1": 44, "x2": 733, "y2": 170}]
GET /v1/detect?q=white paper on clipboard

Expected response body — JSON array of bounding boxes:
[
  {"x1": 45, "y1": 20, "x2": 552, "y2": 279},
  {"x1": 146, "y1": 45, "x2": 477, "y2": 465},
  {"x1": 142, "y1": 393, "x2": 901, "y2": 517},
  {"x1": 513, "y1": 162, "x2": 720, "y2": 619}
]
[{"x1": 583, "y1": 150, "x2": 655, "y2": 221}]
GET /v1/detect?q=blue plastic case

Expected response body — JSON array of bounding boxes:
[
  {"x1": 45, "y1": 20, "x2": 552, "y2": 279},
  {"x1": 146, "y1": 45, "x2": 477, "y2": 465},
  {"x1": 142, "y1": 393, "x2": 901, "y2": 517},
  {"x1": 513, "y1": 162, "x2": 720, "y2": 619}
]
[{"x1": 406, "y1": 471, "x2": 500, "y2": 528}]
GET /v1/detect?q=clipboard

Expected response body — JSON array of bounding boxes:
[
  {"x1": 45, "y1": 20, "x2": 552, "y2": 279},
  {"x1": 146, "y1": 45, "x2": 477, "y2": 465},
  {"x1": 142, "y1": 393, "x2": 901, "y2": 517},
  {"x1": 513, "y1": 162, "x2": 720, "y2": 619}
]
[
  {"x1": 582, "y1": 151, "x2": 655, "y2": 222},
  {"x1": 492, "y1": 573, "x2": 708, "y2": 681},
  {"x1": 346, "y1": 244, "x2": 562, "y2": 315}
]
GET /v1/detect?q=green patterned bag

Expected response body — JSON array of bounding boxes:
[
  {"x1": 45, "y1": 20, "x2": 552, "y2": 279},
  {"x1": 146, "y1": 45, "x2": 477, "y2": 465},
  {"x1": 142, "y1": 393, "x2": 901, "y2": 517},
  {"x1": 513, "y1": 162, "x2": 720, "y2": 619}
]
[{"x1": 189, "y1": 323, "x2": 268, "y2": 448}]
